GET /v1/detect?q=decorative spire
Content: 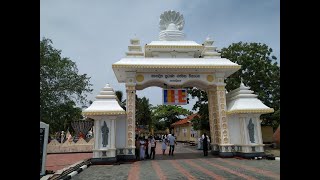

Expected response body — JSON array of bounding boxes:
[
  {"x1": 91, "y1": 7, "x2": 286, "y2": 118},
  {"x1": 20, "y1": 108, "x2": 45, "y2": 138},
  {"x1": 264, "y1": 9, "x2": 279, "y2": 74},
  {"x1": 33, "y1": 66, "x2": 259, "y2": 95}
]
[
  {"x1": 240, "y1": 81, "x2": 247, "y2": 89},
  {"x1": 226, "y1": 79, "x2": 274, "y2": 115},
  {"x1": 240, "y1": 69, "x2": 247, "y2": 87},
  {"x1": 125, "y1": 37, "x2": 144, "y2": 57},
  {"x1": 206, "y1": 35, "x2": 211, "y2": 41},
  {"x1": 159, "y1": 10, "x2": 185, "y2": 41},
  {"x1": 201, "y1": 36, "x2": 221, "y2": 58},
  {"x1": 82, "y1": 83, "x2": 126, "y2": 116},
  {"x1": 95, "y1": 83, "x2": 117, "y2": 99}
]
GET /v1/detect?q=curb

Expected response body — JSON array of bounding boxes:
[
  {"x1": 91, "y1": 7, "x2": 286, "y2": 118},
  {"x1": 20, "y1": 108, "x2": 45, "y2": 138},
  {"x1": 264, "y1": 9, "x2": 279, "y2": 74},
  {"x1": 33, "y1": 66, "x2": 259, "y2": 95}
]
[
  {"x1": 59, "y1": 164, "x2": 89, "y2": 180},
  {"x1": 44, "y1": 159, "x2": 91, "y2": 180}
]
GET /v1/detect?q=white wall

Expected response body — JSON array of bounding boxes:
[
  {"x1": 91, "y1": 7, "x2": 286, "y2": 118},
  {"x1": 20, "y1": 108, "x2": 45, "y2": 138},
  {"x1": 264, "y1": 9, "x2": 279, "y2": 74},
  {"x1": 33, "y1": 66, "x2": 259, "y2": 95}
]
[
  {"x1": 116, "y1": 117, "x2": 126, "y2": 148},
  {"x1": 228, "y1": 115, "x2": 241, "y2": 144}
]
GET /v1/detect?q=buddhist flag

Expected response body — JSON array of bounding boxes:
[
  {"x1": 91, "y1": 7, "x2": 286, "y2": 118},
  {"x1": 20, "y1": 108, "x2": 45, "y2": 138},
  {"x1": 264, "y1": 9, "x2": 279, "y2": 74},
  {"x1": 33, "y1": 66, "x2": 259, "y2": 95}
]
[{"x1": 163, "y1": 89, "x2": 187, "y2": 105}]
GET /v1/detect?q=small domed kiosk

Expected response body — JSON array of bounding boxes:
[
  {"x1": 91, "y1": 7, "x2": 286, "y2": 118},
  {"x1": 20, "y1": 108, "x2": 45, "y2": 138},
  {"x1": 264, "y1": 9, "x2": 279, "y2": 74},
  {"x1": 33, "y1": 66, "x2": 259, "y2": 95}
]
[
  {"x1": 82, "y1": 84, "x2": 128, "y2": 164},
  {"x1": 225, "y1": 82, "x2": 274, "y2": 158}
]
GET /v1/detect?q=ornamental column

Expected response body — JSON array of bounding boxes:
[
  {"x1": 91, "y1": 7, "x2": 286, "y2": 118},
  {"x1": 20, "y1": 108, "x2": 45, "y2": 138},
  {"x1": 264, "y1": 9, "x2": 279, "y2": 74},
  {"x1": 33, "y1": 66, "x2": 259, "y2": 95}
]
[
  {"x1": 207, "y1": 74, "x2": 233, "y2": 157},
  {"x1": 110, "y1": 116, "x2": 117, "y2": 150},
  {"x1": 125, "y1": 72, "x2": 136, "y2": 159}
]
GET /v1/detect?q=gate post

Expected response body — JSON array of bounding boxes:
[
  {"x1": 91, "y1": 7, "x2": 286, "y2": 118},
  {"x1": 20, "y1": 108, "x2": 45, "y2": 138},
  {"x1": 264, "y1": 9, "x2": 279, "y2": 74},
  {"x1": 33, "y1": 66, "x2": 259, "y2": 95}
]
[
  {"x1": 208, "y1": 79, "x2": 233, "y2": 157},
  {"x1": 125, "y1": 72, "x2": 136, "y2": 160}
]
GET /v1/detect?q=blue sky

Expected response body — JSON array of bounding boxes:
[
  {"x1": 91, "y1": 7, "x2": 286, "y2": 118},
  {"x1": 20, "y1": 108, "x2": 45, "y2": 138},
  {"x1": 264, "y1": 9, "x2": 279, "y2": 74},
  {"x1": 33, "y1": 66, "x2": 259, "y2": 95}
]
[{"x1": 40, "y1": 0, "x2": 280, "y2": 111}]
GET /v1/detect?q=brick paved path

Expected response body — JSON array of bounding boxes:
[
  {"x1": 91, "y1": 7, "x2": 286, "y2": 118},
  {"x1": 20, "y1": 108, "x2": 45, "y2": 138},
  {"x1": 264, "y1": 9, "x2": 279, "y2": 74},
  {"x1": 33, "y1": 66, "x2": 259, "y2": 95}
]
[
  {"x1": 46, "y1": 153, "x2": 92, "y2": 172},
  {"x1": 72, "y1": 142, "x2": 280, "y2": 180}
]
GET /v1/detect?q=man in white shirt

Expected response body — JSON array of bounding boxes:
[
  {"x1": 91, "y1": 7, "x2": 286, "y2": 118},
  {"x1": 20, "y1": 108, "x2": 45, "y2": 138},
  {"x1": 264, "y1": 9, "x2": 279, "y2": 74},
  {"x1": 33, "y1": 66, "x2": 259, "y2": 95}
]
[
  {"x1": 167, "y1": 134, "x2": 171, "y2": 141},
  {"x1": 168, "y1": 133, "x2": 177, "y2": 156}
]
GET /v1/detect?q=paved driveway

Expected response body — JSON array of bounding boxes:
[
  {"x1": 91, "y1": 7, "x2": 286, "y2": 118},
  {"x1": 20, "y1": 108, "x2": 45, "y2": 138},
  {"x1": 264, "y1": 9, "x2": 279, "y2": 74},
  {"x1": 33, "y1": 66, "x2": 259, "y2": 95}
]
[{"x1": 72, "y1": 143, "x2": 280, "y2": 180}]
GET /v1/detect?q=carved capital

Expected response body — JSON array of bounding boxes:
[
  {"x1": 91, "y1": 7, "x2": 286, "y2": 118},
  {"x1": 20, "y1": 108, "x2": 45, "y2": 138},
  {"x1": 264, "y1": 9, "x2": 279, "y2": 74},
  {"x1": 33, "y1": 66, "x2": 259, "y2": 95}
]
[{"x1": 216, "y1": 85, "x2": 226, "y2": 91}]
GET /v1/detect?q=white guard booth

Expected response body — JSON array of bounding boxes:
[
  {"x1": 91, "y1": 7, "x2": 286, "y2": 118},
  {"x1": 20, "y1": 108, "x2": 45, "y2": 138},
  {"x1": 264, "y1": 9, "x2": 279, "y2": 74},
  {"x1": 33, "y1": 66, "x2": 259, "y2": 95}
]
[
  {"x1": 82, "y1": 84, "x2": 128, "y2": 164},
  {"x1": 226, "y1": 82, "x2": 274, "y2": 158}
]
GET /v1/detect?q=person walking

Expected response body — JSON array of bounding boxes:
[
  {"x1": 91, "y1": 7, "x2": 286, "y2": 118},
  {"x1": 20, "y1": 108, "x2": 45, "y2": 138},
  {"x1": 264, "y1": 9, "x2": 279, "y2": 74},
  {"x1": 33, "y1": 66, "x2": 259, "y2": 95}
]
[
  {"x1": 145, "y1": 138, "x2": 150, "y2": 159},
  {"x1": 147, "y1": 137, "x2": 152, "y2": 159},
  {"x1": 203, "y1": 133, "x2": 208, "y2": 156},
  {"x1": 162, "y1": 137, "x2": 167, "y2": 155},
  {"x1": 149, "y1": 136, "x2": 156, "y2": 159},
  {"x1": 206, "y1": 134, "x2": 211, "y2": 150},
  {"x1": 135, "y1": 137, "x2": 140, "y2": 160},
  {"x1": 168, "y1": 133, "x2": 177, "y2": 156},
  {"x1": 139, "y1": 137, "x2": 146, "y2": 160}
]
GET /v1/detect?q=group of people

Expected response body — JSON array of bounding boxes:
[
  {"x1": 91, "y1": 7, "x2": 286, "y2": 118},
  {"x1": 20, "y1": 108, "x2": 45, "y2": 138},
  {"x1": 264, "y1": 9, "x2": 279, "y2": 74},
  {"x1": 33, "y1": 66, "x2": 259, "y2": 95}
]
[
  {"x1": 197, "y1": 133, "x2": 211, "y2": 156},
  {"x1": 161, "y1": 133, "x2": 177, "y2": 156},
  {"x1": 135, "y1": 133, "x2": 178, "y2": 160},
  {"x1": 135, "y1": 135, "x2": 157, "y2": 160},
  {"x1": 134, "y1": 132, "x2": 211, "y2": 160}
]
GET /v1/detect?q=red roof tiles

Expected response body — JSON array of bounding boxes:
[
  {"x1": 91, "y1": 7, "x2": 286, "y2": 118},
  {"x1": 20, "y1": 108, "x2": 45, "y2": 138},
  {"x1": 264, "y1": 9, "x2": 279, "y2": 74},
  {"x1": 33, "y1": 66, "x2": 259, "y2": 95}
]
[{"x1": 171, "y1": 114, "x2": 199, "y2": 127}]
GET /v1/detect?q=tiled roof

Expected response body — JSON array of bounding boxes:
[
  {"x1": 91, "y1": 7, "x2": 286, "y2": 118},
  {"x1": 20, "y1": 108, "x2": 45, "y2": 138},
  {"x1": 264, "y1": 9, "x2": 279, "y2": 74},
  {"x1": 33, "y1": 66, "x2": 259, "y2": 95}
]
[{"x1": 171, "y1": 114, "x2": 199, "y2": 127}]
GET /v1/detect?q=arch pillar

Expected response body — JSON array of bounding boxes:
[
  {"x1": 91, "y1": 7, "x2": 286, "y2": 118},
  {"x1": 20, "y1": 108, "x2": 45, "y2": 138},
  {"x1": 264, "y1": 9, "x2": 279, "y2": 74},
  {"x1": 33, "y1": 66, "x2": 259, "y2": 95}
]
[
  {"x1": 207, "y1": 83, "x2": 233, "y2": 157},
  {"x1": 124, "y1": 72, "x2": 136, "y2": 160}
]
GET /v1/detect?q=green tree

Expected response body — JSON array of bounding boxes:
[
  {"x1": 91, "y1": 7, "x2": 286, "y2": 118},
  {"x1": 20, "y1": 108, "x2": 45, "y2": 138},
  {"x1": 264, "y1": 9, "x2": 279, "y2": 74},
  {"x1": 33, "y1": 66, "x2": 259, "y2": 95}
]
[
  {"x1": 188, "y1": 89, "x2": 209, "y2": 131},
  {"x1": 40, "y1": 38, "x2": 93, "y2": 133},
  {"x1": 153, "y1": 117, "x2": 166, "y2": 131},
  {"x1": 190, "y1": 104, "x2": 209, "y2": 131},
  {"x1": 151, "y1": 105, "x2": 192, "y2": 130},
  {"x1": 136, "y1": 96, "x2": 153, "y2": 130},
  {"x1": 190, "y1": 42, "x2": 280, "y2": 129}
]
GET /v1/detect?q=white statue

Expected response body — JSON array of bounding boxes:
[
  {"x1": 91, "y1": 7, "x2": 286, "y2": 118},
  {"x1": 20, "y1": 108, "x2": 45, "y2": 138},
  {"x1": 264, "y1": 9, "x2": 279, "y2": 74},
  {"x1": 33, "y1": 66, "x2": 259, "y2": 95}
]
[
  {"x1": 159, "y1": 10, "x2": 185, "y2": 31},
  {"x1": 158, "y1": 10, "x2": 185, "y2": 41},
  {"x1": 60, "y1": 131, "x2": 65, "y2": 143},
  {"x1": 86, "y1": 130, "x2": 93, "y2": 138}
]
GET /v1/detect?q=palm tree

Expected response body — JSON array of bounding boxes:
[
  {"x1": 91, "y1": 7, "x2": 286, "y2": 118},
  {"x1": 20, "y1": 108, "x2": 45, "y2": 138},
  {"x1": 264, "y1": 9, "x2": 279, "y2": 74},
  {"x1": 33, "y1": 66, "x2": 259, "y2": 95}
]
[{"x1": 115, "y1": 90, "x2": 126, "y2": 110}]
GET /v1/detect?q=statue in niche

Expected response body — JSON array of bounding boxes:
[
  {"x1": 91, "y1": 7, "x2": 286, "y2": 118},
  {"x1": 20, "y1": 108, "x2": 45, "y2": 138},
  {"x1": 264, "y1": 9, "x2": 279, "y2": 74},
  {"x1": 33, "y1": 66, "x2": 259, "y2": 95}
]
[
  {"x1": 101, "y1": 121, "x2": 109, "y2": 147},
  {"x1": 247, "y1": 119, "x2": 255, "y2": 143}
]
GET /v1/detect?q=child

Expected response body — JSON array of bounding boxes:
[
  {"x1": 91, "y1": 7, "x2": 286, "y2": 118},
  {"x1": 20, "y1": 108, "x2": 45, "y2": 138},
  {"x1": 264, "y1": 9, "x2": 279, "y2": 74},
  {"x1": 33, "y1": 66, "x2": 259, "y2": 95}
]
[{"x1": 162, "y1": 138, "x2": 167, "y2": 155}]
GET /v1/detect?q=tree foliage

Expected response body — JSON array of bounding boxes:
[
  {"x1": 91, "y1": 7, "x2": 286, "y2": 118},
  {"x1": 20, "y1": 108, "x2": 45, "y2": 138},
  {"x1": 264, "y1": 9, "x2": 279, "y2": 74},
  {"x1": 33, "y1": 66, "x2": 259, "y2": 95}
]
[
  {"x1": 136, "y1": 96, "x2": 153, "y2": 128},
  {"x1": 40, "y1": 38, "x2": 93, "y2": 133},
  {"x1": 115, "y1": 90, "x2": 126, "y2": 110},
  {"x1": 114, "y1": 91, "x2": 153, "y2": 130},
  {"x1": 190, "y1": 104, "x2": 209, "y2": 131},
  {"x1": 190, "y1": 42, "x2": 280, "y2": 130},
  {"x1": 151, "y1": 105, "x2": 192, "y2": 130}
]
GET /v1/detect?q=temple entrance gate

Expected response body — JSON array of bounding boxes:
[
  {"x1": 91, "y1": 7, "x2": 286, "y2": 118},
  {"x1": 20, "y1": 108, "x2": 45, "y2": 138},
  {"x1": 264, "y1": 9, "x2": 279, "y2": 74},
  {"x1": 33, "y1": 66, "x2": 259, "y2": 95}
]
[
  {"x1": 112, "y1": 10, "x2": 242, "y2": 159},
  {"x1": 111, "y1": 10, "x2": 273, "y2": 160}
]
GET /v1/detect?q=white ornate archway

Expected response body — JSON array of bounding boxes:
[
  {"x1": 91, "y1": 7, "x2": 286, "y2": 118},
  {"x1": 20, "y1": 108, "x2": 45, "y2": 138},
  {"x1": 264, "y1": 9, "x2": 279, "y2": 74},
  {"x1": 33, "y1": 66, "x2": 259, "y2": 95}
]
[{"x1": 112, "y1": 10, "x2": 273, "y2": 159}]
